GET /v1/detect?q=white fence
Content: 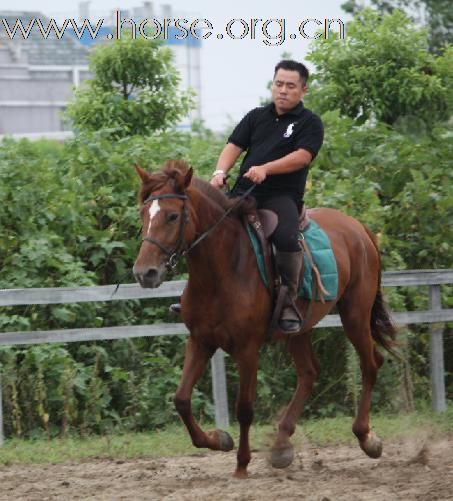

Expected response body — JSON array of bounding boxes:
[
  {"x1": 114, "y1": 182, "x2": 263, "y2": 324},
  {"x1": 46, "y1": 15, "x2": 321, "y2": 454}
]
[{"x1": 0, "y1": 269, "x2": 452, "y2": 445}]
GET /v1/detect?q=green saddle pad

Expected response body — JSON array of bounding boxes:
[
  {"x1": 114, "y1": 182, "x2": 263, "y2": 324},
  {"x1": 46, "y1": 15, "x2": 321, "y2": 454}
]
[{"x1": 246, "y1": 219, "x2": 338, "y2": 301}]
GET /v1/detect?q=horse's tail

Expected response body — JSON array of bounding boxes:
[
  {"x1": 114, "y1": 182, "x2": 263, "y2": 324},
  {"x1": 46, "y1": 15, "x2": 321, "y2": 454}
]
[{"x1": 363, "y1": 226, "x2": 398, "y2": 354}]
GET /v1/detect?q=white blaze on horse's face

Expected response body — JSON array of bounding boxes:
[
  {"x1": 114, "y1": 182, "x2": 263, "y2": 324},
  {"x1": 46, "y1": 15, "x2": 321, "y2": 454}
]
[{"x1": 147, "y1": 200, "x2": 161, "y2": 235}]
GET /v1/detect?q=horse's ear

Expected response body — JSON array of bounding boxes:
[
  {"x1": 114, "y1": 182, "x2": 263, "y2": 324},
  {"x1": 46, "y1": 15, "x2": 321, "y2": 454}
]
[
  {"x1": 184, "y1": 167, "x2": 193, "y2": 188},
  {"x1": 135, "y1": 164, "x2": 150, "y2": 183}
]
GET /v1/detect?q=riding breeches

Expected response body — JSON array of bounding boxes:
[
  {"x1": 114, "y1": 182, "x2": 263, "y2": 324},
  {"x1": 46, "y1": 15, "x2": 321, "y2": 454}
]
[{"x1": 254, "y1": 195, "x2": 301, "y2": 252}]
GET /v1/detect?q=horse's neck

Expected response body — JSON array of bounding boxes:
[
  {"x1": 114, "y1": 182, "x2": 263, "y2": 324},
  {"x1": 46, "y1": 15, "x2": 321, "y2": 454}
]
[{"x1": 186, "y1": 189, "x2": 247, "y2": 288}]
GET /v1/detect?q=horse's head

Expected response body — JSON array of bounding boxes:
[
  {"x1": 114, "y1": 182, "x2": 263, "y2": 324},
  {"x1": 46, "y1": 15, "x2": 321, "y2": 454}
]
[{"x1": 133, "y1": 161, "x2": 194, "y2": 288}]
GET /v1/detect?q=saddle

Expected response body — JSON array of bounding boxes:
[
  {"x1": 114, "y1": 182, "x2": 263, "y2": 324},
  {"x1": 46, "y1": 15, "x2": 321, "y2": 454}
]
[
  {"x1": 249, "y1": 205, "x2": 311, "y2": 238},
  {"x1": 244, "y1": 205, "x2": 326, "y2": 280}
]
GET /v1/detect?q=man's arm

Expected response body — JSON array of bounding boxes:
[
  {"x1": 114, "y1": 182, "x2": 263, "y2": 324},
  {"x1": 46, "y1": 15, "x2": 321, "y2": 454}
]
[
  {"x1": 243, "y1": 148, "x2": 313, "y2": 184},
  {"x1": 211, "y1": 143, "x2": 244, "y2": 187}
]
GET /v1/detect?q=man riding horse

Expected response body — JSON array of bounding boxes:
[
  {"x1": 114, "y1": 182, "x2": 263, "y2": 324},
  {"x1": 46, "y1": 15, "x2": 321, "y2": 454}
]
[
  {"x1": 173, "y1": 59, "x2": 324, "y2": 333},
  {"x1": 133, "y1": 62, "x2": 395, "y2": 477}
]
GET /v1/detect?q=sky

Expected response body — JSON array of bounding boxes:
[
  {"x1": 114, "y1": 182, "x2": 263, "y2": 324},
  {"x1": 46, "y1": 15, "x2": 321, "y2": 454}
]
[{"x1": 3, "y1": 0, "x2": 352, "y2": 131}]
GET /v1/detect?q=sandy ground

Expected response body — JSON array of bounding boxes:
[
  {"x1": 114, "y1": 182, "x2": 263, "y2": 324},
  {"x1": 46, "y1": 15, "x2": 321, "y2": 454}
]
[{"x1": 0, "y1": 435, "x2": 452, "y2": 501}]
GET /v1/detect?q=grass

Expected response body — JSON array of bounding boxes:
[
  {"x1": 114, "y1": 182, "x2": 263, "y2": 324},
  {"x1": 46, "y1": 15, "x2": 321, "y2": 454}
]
[{"x1": 0, "y1": 408, "x2": 451, "y2": 465}]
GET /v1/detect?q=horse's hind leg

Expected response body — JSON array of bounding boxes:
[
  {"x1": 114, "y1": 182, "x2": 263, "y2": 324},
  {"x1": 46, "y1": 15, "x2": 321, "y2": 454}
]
[
  {"x1": 338, "y1": 298, "x2": 384, "y2": 459},
  {"x1": 174, "y1": 337, "x2": 234, "y2": 453},
  {"x1": 271, "y1": 334, "x2": 319, "y2": 468}
]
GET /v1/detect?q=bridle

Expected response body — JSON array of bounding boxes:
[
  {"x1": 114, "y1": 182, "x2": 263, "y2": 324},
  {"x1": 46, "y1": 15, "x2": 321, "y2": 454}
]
[
  {"x1": 141, "y1": 192, "x2": 189, "y2": 270},
  {"x1": 141, "y1": 183, "x2": 256, "y2": 270}
]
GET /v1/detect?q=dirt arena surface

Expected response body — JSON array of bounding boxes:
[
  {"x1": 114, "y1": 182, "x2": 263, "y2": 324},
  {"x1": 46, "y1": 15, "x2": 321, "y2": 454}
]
[{"x1": 1, "y1": 436, "x2": 452, "y2": 500}]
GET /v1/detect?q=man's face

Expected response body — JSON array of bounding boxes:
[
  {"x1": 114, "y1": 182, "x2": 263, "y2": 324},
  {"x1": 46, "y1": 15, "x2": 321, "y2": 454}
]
[{"x1": 271, "y1": 69, "x2": 307, "y2": 115}]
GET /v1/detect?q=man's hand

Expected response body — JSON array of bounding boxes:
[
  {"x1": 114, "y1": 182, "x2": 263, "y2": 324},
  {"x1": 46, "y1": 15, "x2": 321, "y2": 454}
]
[
  {"x1": 210, "y1": 171, "x2": 226, "y2": 188},
  {"x1": 243, "y1": 165, "x2": 267, "y2": 184}
]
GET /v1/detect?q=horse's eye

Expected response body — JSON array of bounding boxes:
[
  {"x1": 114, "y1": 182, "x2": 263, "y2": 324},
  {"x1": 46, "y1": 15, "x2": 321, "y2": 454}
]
[{"x1": 167, "y1": 213, "x2": 179, "y2": 223}]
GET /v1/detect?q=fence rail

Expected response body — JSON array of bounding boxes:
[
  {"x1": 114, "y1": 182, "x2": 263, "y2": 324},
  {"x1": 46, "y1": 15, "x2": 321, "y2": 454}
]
[{"x1": 0, "y1": 269, "x2": 451, "y2": 445}]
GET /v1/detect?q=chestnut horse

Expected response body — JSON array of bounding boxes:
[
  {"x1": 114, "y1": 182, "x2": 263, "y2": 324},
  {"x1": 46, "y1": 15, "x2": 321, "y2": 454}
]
[{"x1": 133, "y1": 160, "x2": 396, "y2": 478}]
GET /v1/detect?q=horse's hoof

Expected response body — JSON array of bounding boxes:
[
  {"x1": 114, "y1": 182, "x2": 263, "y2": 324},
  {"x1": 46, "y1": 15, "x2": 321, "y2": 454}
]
[
  {"x1": 216, "y1": 430, "x2": 235, "y2": 451},
  {"x1": 233, "y1": 468, "x2": 248, "y2": 479},
  {"x1": 270, "y1": 444, "x2": 294, "y2": 469},
  {"x1": 360, "y1": 431, "x2": 383, "y2": 458}
]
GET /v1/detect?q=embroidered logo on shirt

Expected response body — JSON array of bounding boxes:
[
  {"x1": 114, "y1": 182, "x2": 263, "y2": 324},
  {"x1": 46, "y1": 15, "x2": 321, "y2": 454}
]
[{"x1": 283, "y1": 122, "x2": 297, "y2": 138}]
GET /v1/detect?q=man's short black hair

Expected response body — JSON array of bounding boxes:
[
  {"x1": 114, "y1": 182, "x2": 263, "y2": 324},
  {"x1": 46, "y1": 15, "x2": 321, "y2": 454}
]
[{"x1": 274, "y1": 60, "x2": 309, "y2": 85}]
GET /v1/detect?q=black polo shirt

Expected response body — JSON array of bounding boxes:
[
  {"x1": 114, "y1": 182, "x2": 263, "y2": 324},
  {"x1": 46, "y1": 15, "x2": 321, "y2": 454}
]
[{"x1": 228, "y1": 102, "x2": 323, "y2": 201}]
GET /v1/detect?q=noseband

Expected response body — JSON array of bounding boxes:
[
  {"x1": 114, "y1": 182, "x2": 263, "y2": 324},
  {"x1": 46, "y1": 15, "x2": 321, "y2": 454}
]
[{"x1": 141, "y1": 192, "x2": 189, "y2": 270}]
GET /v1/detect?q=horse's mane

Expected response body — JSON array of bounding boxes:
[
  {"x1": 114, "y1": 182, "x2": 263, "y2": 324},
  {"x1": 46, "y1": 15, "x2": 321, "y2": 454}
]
[{"x1": 140, "y1": 160, "x2": 255, "y2": 216}]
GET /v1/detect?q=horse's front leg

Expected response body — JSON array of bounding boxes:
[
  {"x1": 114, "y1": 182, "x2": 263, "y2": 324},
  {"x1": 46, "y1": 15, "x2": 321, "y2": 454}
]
[
  {"x1": 234, "y1": 349, "x2": 259, "y2": 479},
  {"x1": 174, "y1": 336, "x2": 234, "y2": 452}
]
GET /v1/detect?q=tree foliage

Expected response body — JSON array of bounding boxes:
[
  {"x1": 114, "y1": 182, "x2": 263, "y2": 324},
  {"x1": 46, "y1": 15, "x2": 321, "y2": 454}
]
[
  {"x1": 342, "y1": 0, "x2": 453, "y2": 53},
  {"x1": 65, "y1": 38, "x2": 194, "y2": 138},
  {"x1": 307, "y1": 9, "x2": 452, "y2": 126}
]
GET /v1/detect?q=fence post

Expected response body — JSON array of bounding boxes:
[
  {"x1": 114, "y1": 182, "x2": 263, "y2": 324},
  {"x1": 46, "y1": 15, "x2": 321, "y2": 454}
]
[
  {"x1": 211, "y1": 349, "x2": 229, "y2": 428},
  {"x1": 0, "y1": 374, "x2": 4, "y2": 446},
  {"x1": 429, "y1": 285, "x2": 446, "y2": 412}
]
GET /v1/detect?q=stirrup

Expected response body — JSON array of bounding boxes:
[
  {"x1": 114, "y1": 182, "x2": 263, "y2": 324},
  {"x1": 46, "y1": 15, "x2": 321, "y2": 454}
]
[
  {"x1": 169, "y1": 303, "x2": 182, "y2": 315},
  {"x1": 278, "y1": 316, "x2": 303, "y2": 334},
  {"x1": 278, "y1": 300, "x2": 304, "y2": 334}
]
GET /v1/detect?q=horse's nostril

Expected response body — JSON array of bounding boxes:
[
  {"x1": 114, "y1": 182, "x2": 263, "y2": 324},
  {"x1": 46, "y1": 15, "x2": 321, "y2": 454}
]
[
  {"x1": 133, "y1": 266, "x2": 161, "y2": 288},
  {"x1": 144, "y1": 268, "x2": 158, "y2": 281}
]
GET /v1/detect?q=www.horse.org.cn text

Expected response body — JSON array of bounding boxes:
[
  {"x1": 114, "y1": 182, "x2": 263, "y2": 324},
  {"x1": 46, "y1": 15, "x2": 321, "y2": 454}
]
[{"x1": 1, "y1": 12, "x2": 346, "y2": 46}]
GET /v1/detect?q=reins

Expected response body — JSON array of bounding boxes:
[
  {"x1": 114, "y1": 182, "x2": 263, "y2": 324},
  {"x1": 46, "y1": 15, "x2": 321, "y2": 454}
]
[
  {"x1": 111, "y1": 182, "x2": 255, "y2": 299},
  {"x1": 180, "y1": 183, "x2": 256, "y2": 259}
]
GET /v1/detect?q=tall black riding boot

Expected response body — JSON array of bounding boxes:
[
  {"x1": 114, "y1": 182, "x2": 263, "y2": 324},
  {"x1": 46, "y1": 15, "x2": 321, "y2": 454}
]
[{"x1": 276, "y1": 250, "x2": 304, "y2": 334}]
